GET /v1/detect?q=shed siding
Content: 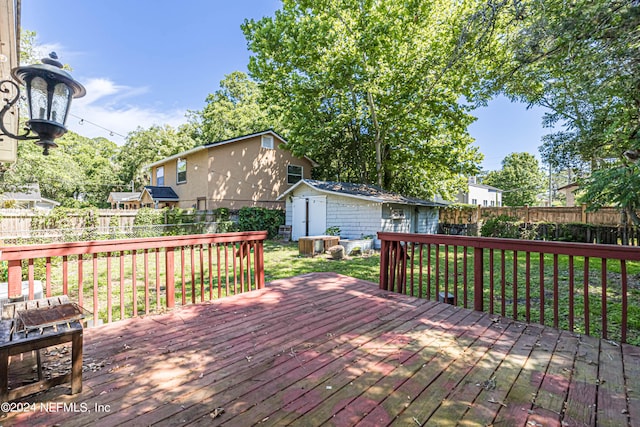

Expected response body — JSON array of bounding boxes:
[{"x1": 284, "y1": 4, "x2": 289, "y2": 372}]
[{"x1": 326, "y1": 194, "x2": 381, "y2": 240}]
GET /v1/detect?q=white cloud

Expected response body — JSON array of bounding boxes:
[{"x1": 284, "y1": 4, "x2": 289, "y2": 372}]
[{"x1": 64, "y1": 77, "x2": 188, "y2": 143}]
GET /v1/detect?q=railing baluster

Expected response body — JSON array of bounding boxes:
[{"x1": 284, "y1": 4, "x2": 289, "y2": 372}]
[
  {"x1": 119, "y1": 251, "x2": 125, "y2": 320},
  {"x1": 208, "y1": 243, "x2": 213, "y2": 299},
  {"x1": 621, "y1": 260, "x2": 628, "y2": 343},
  {"x1": 106, "y1": 252, "x2": 112, "y2": 323},
  {"x1": 489, "y1": 249, "x2": 494, "y2": 314},
  {"x1": 78, "y1": 255, "x2": 83, "y2": 308},
  {"x1": 584, "y1": 257, "x2": 590, "y2": 336},
  {"x1": 553, "y1": 254, "x2": 559, "y2": 328},
  {"x1": 463, "y1": 246, "x2": 468, "y2": 308},
  {"x1": 525, "y1": 252, "x2": 531, "y2": 323},
  {"x1": 513, "y1": 250, "x2": 518, "y2": 320},
  {"x1": 453, "y1": 245, "x2": 458, "y2": 306},
  {"x1": 233, "y1": 242, "x2": 238, "y2": 294},
  {"x1": 539, "y1": 253, "x2": 545, "y2": 325},
  {"x1": 63, "y1": 255, "x2": 68, "y2": 296},
  {"x1": 473, "y1": 247, "x2": 483, "y2": 312},
  {"x1": 568, "y1": 255, "x2": 574, "y2": 332},
  {"x1": 132, "y1": 251, "x2": 137, "y2": 317},
  {"x1": 93, "y1": 253, "x2": 99, "y2": 324},
  {"x1": 217, "y1": 243, "x2": 222, "y2": 298},
  {"x1": 156, "y1": 249, "x2": 161, "y2": 309},
  {"x1": 45, "y1": 257, "x2": 52, "y2": 297},
  {"x1": 435, "y1": 244, "x2": 440, "y2": 300},
  {"x1": 190, "y1": 245, "x2": 196, "y2": 303},
  {"x1": 199, "y1": 244, "x2": 205, "y2": 300},
  {"x1": 28, "y1": 259, "x2": 34, "y2": 300},
  {"x1": 181, "y1": 246, "x2": 186, "y2": 306},
  {"x1": 500, "y1": 250, "x2": 506, "y2": 317},
  {"x1": 410, "y1": 243, "x2": 415, "y2": 297},
  {"x1": 602, "y1": 258, "x2": 607, "y2": 339},
  {"x1": 166, "y1": 247, "x2": 175, "y2": 309},
  {"x1": 427, "y1": 243, "x2": 432, "y2": 299},
  {"x1": 444, "y1": 245, "x2": 449, "y2": 303},
  {"x1": 144, "y1": 249, "x2": 150, "y2": 314},
  {"x1": 418, "y1": 243, "x2": 424, "y2": 299}
]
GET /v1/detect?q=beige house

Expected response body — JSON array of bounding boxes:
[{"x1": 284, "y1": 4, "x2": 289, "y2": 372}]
[{"x1": 145, "y1": 130, "x2": 315, "y2": 210}]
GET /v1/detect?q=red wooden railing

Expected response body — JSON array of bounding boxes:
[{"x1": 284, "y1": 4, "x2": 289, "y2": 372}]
[
  {"x1": 0, "y1": 231, "x2": 266, "y2": 325},
  {"x1": 379, "y1": 231, "x2": 640, "y2": 344}
]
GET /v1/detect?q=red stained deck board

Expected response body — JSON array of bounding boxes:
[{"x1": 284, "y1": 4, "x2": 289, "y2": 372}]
[{"x1": 2, "y1": 272, "x2": 639, "y2": 427}]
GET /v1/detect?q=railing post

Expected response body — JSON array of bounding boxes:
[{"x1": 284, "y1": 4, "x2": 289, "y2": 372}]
[
  {"x1": 255, "y1": 240, "x2": 265, "y2": 289},
  {"x1": 8, "y1": 260, "x2": 22, "y2": 299},
  {"x1": 379, "y1": 237, "x2": 389, "y2": 290},
  {"x1": 473, "y1": 247, "x2": 484, "y2": 312},
  {"x1": 165, "y1": 247, "x2": 175, "y2": 308}
]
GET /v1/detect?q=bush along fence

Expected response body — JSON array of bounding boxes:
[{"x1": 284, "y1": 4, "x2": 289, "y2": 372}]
[{"x1": 0, "y1": 206, "x2": 285, "y2": 245}]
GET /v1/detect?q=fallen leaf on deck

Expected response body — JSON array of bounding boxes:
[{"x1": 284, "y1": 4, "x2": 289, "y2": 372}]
[{"x1": 210, "y1": 407, "x2": 225, "y2": 418}]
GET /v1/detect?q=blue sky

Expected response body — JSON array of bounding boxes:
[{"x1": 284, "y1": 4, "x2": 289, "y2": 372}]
[{"x1": 21, "y1": 0, "x2": 549, "y2": 171}]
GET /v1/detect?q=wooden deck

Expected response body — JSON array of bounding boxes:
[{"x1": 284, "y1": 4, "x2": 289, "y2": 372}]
[{"x1": 2, "y1": 272, "x2": 639, "y2": 426}]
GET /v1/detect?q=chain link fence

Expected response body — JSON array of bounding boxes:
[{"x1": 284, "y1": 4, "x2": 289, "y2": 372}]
[{"x1": 0, "y1": 221, "x2": 236, "y2": 246}]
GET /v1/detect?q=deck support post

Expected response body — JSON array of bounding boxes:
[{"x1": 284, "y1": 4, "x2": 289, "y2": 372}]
[{"x1": 379, "y1": 237, "x2": 389, "y2": 290}]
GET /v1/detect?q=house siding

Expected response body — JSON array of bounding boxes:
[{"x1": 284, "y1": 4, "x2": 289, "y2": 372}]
[{"x1": 148, "y1": 132, "x2": 313, "y2": 210}]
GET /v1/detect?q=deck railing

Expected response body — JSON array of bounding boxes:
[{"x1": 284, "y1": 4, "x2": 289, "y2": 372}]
[
  {"x1": 0, "y1": 231, "x2": 266, "y2": 325},
  {"x1": 379, "y1": 231, "x2": 640, "y2": 344}
]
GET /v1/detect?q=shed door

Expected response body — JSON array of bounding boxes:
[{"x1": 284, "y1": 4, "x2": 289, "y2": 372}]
[{"x1": 292, "y1": 196, "x2": 327, "y2": 240}]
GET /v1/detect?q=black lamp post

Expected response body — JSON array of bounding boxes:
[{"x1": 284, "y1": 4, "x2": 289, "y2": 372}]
[{"x1": 0, "y1": 52, "x2": 86, "y2": 155}]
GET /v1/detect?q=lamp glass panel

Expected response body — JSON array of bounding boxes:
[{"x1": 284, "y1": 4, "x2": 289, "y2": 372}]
[
  {"x1": 30, "y1": 77, "x2": 49, "y2": 120},
  {"x1": 51, "y1": 83, "x2": 70, "y2": 125}
]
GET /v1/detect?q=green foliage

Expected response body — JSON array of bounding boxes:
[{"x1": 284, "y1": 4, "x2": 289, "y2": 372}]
[
  {"x1": 134, "y1": 208, "x2": 165, "y2": 226},
  {"x1": 241, "y1": 0, "x2": 521, "y2": 199},
  {"x1": 188, "y1": 71, "x2": 276, "y2": 144},
  {"x1": 115, "y1": 125, "x2": 196, "y2": 190},
  {"x1": 483, "y1": 153, "x2": 545, "y2": 206},
  {"x1": 237, "y1": 207, "x2": 284, "y2": 239},
  {"x1": 480, "y1": 215, "x2": 522, "y2": 239},
  {"x1": 214, "y1": 208, "x2": 230, "y2": 221},
  {"x1": 325, "y1": 226, "x2": 341, "y2": 236}
]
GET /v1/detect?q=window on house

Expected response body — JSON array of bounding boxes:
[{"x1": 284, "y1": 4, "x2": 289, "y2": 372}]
[
  {"x1": 287, "y1": 165, "x2": 303, "y2": 184},
  {"x1": 490, "y1": 200, "x2": 495, "y2": 207},
  {"x1": 483, "y1": 200, "x2": 488, "y2": 207},
  {"x1": 156, "y1": 166, "x2": 164, "y2": 186},
  {"x1": 177, "y1": 158, "x2": 187, "y2": 184},
  {"x1": 261, "y1": 134, "x2": 274, "y2": 149},
  {"x1": 471, "y1": 198, "x2": 477, "y2": 205}
]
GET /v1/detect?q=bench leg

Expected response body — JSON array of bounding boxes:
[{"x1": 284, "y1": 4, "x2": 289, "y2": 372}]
[
  {"x1": 71, "y1": 331, "x2": 83, "y2": 394},
  {"x1": 0, "y1": 348, "x2": 8, "y2": 403}
]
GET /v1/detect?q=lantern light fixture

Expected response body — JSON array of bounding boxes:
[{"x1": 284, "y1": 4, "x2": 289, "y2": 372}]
[{"x1": 0, "y1": 52, "x2": 86, "y2": 155}]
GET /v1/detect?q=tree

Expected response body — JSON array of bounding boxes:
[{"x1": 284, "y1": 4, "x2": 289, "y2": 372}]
[
  {"x1": 242, "y1": 0, "x2": 519, "y2": 200},
  {"x1": 116, "y1": 125, "x2": 196, "y2": 190},
  {"x1": 502, "y1": 1, "x2": 640, "y2": 214},
  {"x1": 188, "y1": 71, "x2": 275, "y2": 144},
  {"x1": 483, "y1": 153, "x2": 545, "y2": 206}
]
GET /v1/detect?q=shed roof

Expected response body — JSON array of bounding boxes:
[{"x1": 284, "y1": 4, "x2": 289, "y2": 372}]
[{"x1": 277, "y1": 179, "x2": 447, "y2": 207}]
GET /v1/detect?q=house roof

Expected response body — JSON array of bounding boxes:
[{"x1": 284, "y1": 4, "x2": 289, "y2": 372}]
[
  {"x1": 277, "y1": 179, "x2": 447, "y2": 207},
  {"x1": 469, "y1": 182, "x2": 502, "y2": 192},
  {"x1": 145, "y1": 130, "x2": 318, "y2": 169},
  {"x1": 3, "y1": 183, "x2": 42, "y2": 202},
  {"x1": 557, "y1": 182, "x2": 579, "y2": 191},
  {"x1": 108, "y1": 192, "x2": 141, "y2": 203},
  {"x1": 142, "y1": 186, "x2": 179, "y2": 201}
]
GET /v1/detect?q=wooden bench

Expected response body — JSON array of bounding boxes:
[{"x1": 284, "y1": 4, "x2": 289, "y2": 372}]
[{"x1": 0, "y1": 295, "x2": 83, "y2": 402}]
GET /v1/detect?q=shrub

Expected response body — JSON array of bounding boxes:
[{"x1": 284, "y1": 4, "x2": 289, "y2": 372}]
[
  {"x1": 237, "y1": 207, "x2": 284, "y2": 239},
  {"x1": 325, "y1": 226, "x2": 341, "y2": 236}
]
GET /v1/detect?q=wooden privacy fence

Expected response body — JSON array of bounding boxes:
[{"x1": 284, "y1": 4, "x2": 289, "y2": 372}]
[
  {"x1": 0, "y1": 231, "x2": 266, "y2": 326},
  {"x1": 378, "y1": 231, "x2": 640, "y2": 344}
]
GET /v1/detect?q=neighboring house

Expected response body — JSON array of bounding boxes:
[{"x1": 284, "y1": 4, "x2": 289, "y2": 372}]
[
  {"x1": 2, "y1": 183, "x2": 60, "y2": 210},
  {"x1": 277, "y1": 179, "x2": 447, "y2": 247},
  {"x1": 557, "y1": 182, "x2": 580, "y2": 207},
  {"x1": 145, "y1": 130, "x2": 315, "y2": 210},
  {"x1": 140, "y1": 186, "x2": 179, "y2": 209},
  {"x1": 456, "y1": 177, "x2": 503, "y2": 207},
  {"x1": 107, "y1": 192, "x2": 142, "y2": 210}
]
